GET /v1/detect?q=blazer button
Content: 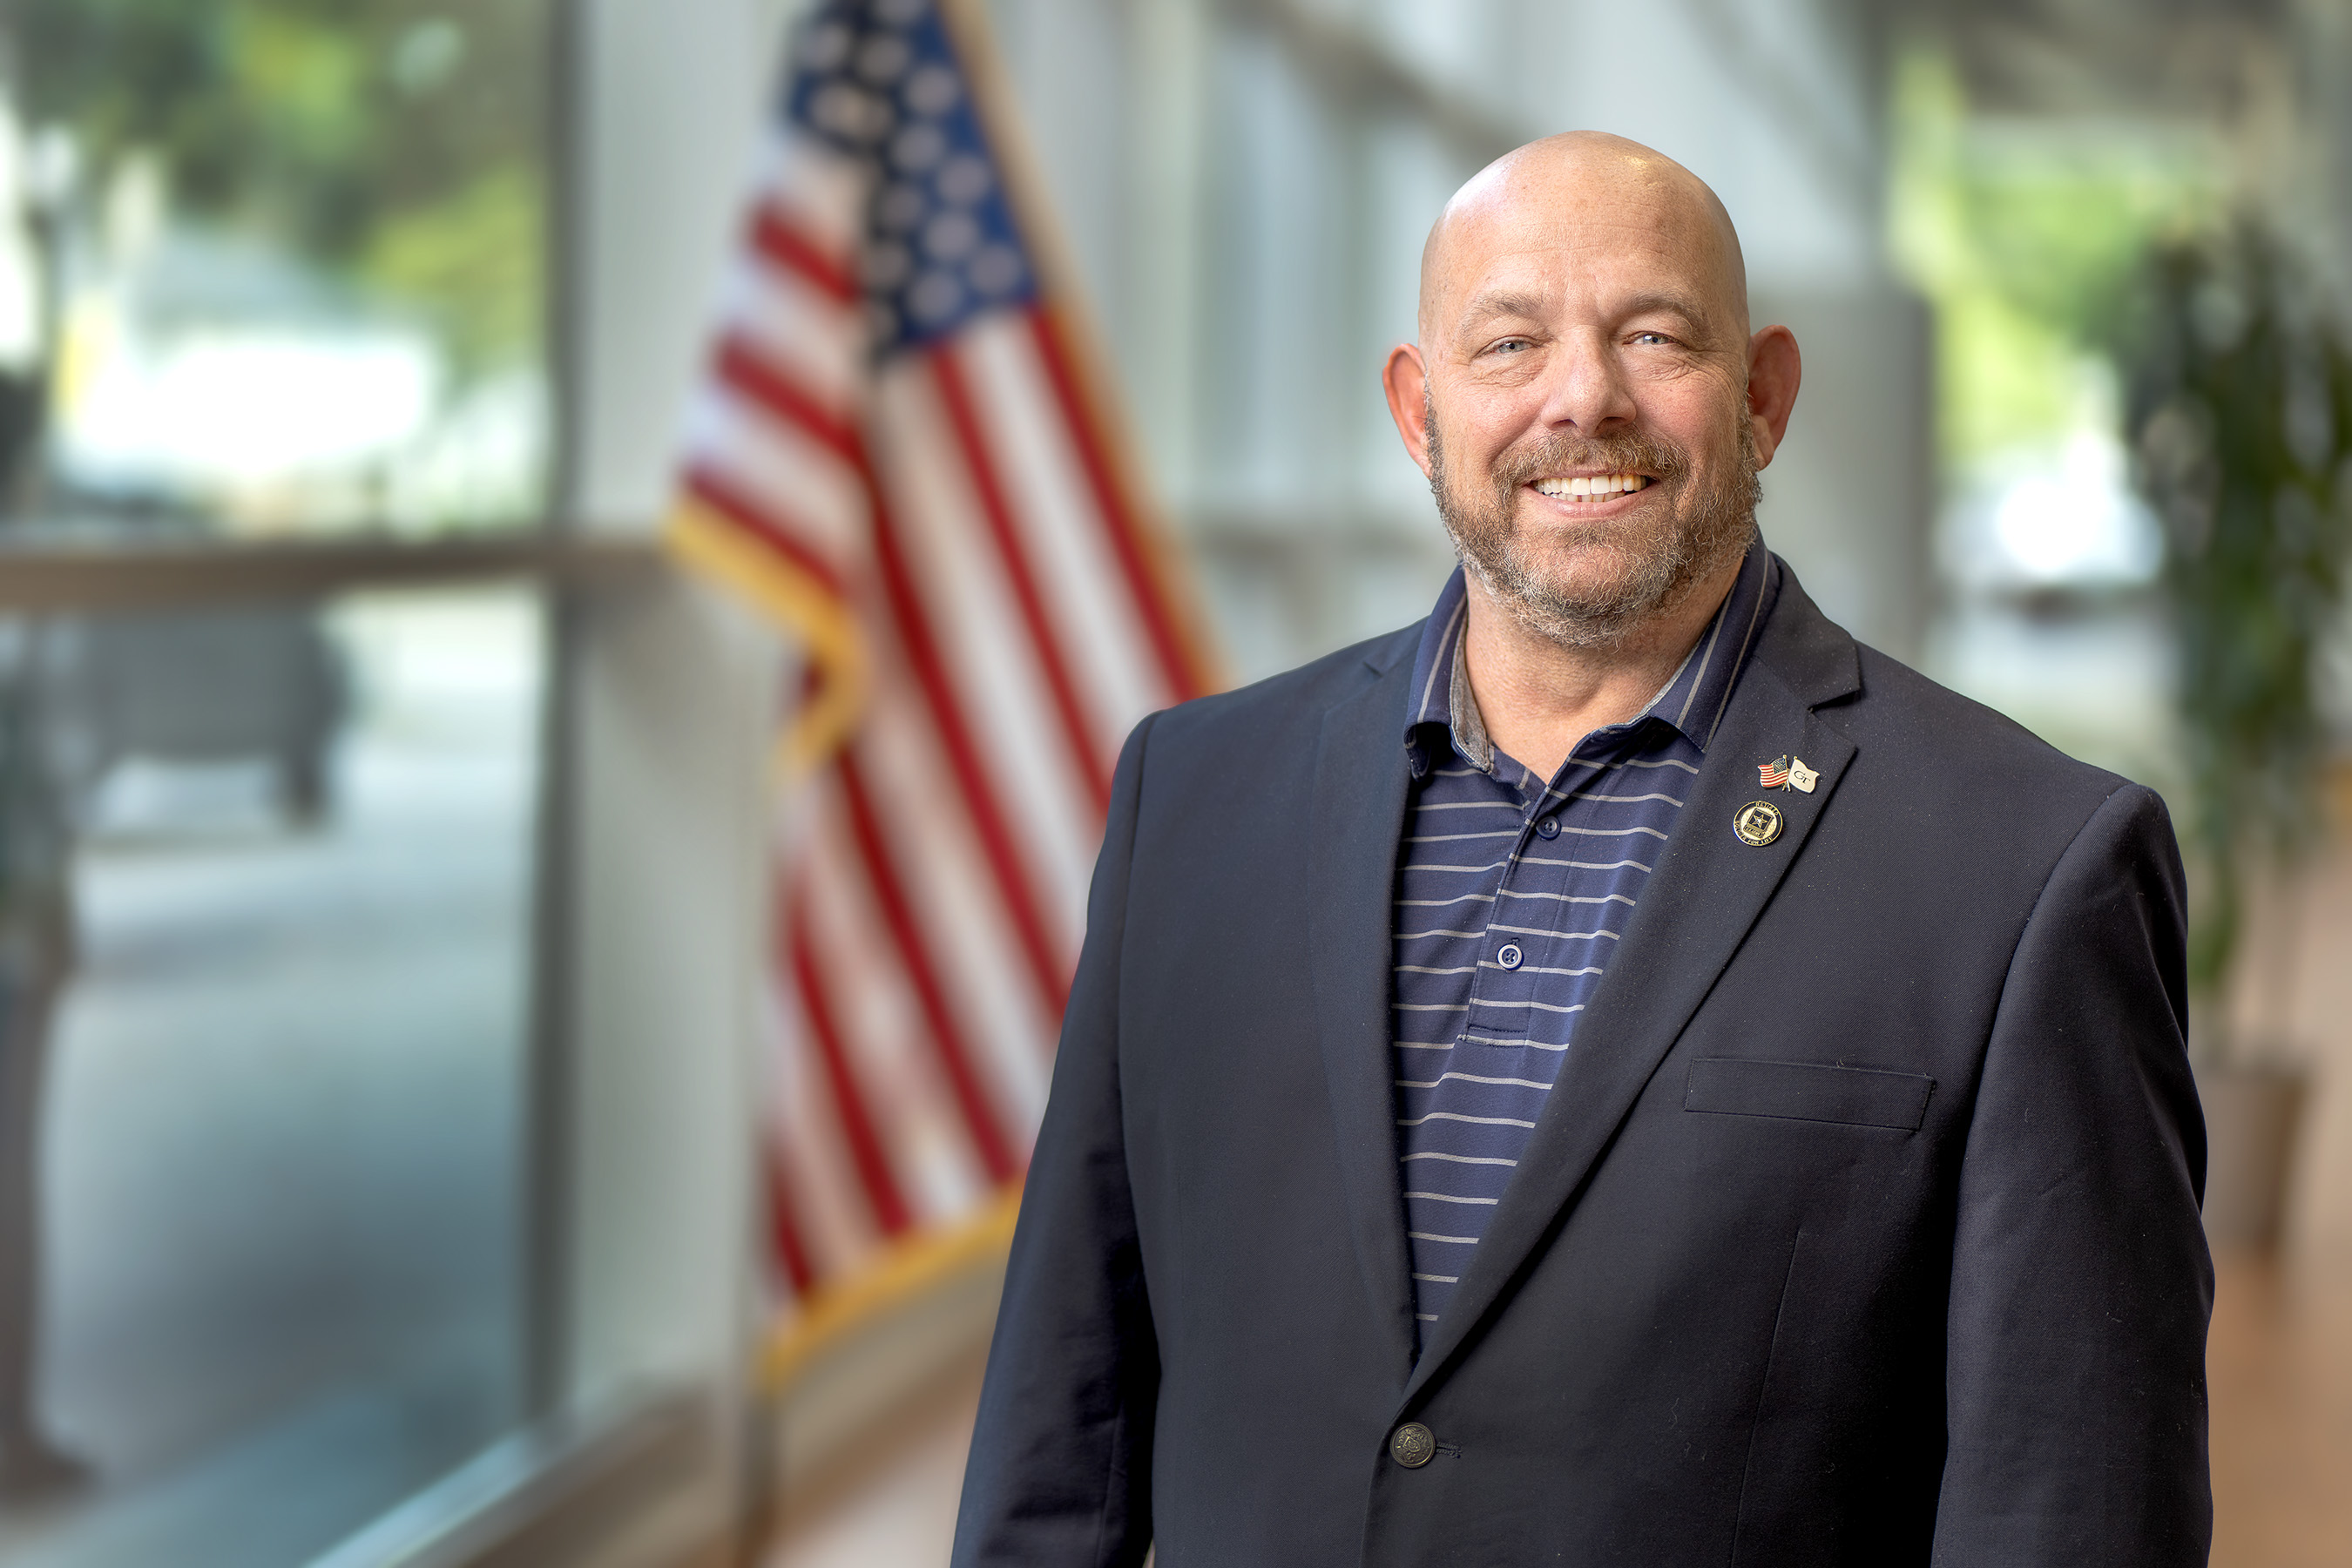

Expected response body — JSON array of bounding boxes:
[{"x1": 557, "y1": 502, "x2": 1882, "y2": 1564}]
[{"x1": 1389, "y1": 1422, "x2": 1436, "y2": 1468}]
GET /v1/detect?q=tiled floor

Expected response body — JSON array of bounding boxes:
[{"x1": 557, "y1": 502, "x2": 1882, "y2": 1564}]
[
  {"x1": 766, "y1": 1368, "x2": 980, "y2": 1568},
  {"x1": 2210, "y1": 1254, "x2": 2352, "y2": 1567}
]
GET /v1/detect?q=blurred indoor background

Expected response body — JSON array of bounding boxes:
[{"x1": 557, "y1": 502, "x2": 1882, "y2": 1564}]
[{"x1": 0, "y1": 0, "x2": 2341, "y2": 1565}]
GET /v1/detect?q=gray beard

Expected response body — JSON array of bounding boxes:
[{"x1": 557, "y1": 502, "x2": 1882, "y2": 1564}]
[{"x1": 1427, "y1": 409, "x2": 1761, "y2": 650}]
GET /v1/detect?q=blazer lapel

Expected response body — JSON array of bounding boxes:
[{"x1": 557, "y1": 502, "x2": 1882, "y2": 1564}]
[
  {"x1": 1402, "y1": 577, "x2": 1863, "y2": 1403},
  {"x1": 1308, "y1": 648, "x2": 1422, "y2": 1379}
]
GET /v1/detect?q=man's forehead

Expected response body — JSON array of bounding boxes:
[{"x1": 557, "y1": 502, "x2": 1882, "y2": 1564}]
[
  {"x1": 1420, "y1": 133, "x2": 1746, "y2": 340},
  {"x1": 1447, "y1": 228, "x2": 1712, "y2": 322}
]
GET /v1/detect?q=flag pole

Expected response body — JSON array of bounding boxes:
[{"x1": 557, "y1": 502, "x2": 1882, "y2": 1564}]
[
  {"x1": 733, "y1": 1373, "x2": 780, "y2": 1567},
  {"x1": 934, "y1": 0, "x2": 1227, "y2": 700},
  {"x1": 680, "y1": 7, "x2": 1238, "y2": 1553}
]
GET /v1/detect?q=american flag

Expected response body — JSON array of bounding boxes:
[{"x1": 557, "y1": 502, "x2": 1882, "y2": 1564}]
[
  {"x1": 668, "y1": 0, "x2": 1214, "y2": 1362},
  {"x1": 1758, "y1": 757, "x2": 1790, "y2": 789}
]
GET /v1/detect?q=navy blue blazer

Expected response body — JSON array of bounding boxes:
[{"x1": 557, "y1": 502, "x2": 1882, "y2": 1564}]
[{"x1": 952, "y1": 563, "x2": 2211, "y2": 1567}]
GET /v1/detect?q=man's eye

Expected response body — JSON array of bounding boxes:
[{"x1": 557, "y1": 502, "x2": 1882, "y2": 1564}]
[
  {"x1": 1631, "y1": 331, "x2": 1673, "y2": 346},
  {"x1": 1490, "y1": 338, "x2": 1531, "y2": 355}
]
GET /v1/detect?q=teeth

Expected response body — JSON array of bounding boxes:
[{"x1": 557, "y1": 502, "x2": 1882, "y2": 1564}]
[{"x1": 1534, "y1": 474, "x2": 1648, "y2": 501}]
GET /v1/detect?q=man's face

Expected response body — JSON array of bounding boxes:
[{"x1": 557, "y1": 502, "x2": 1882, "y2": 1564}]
[{"x1": 1416, "y1": 167, "x2": 1762, "y2": 647}]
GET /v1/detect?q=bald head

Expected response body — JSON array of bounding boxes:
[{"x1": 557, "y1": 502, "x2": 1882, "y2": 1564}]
[{"x1": 1418, "y1": 132, "x2": 1748, "y2": 348}]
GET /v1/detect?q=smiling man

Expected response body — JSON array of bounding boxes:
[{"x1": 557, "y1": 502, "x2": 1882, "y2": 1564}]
[{"x1": 953, "y1": 132, "x2": 2211, "y2": 1567}]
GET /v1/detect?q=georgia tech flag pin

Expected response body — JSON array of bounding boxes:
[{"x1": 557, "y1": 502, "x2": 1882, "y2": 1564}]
[{"x1": 1788, "y1": 757, "x2": 1819, "y2": 794}]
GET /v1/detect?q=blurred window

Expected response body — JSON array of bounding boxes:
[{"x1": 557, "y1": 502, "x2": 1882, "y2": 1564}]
[
  {"x1": 1, "y1": 2, "x2": 551, "y2": 538},
  {"x1": 1886, "y1": 47, "x2": 2219, "y2": 773},
  {"x1": 0, "y1": 3, "x2": 560, "y2": 1562},
  {"x1": 0, "y1": 590, "x2": 542, "y2": 1564}
]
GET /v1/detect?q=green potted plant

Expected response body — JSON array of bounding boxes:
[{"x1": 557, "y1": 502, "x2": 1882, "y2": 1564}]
[{"x1": 2116, "y1": 218, "x2": 2352, "y2": 1250}]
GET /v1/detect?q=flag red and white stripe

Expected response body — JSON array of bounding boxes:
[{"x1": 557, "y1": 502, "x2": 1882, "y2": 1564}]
[{"x1": 668, "y1": 0, "x2": 1213, "y2": 1359}]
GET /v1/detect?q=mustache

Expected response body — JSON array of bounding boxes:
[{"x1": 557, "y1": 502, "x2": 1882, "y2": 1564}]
[{"x1": 1490, "y1": 429, "x2": 1691, "y2": 491}]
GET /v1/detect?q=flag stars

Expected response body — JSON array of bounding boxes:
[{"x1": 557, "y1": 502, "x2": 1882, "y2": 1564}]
[
  {"x1": 891, "y1": 121, "x2": 947, "y2": 172},
  {"x1": 855, "y1": 32, "x2": 911, "y2": 84},
  {"x1": 810, "y1": 81, "x2": 891, "y2": 143},
  {"x1": 877, "y1": 183, "x2": 927, "y2": 232},
  {"x1": 790, "y1": 0, "x2": 1037, "y2": 348},
  {"x1": 903, "y1": 64, "x2": 959, "y2": 115},
  {"x1": 800, "y1": 20, "x2": 853, "y2": 70},
  {"x1": 969, "y1": 245, "x2": 1024, "y2": 298},
  {"x1": 909, "y1": 270, "x2": 965, "y2": 323},
  {"x1": 936, "y1": 153, "x2": 990, "y2": 205},
  {"x1": 924, "y1": 210, "x2": 981, "y2": 261}
]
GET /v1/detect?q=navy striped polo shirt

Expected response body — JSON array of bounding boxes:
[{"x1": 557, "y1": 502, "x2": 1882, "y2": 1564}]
[{"x1": 1392, "y1": 540, "x2": 1776, "y2": 1343}]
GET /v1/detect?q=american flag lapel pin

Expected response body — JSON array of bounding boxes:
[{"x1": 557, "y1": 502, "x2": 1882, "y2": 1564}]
[{"x1": 1758, "y1": 755, "x2": 1790, "y2": 789}]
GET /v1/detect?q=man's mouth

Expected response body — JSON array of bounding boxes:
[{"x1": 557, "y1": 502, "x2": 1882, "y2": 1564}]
[{"x1": 1531, "y1": 473, "x2": 1653, "y2": 502}]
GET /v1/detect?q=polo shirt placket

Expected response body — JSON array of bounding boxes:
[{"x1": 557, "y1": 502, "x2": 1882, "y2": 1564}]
[{"x1": 1390, "y1": 543, "x2": 1776, "y2": 1346}]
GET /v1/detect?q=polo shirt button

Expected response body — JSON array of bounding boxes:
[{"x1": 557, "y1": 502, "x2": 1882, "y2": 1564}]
[
  {"x1": 1497, "y1": 943, "x2": 1524, "y2": 970},
  {"x1": 1389, "y1": 1422, "x2": 1436, "y2": 1468},
  {"x1": 1536, "y1": 815, "x2": 1559, "y2": 838}
]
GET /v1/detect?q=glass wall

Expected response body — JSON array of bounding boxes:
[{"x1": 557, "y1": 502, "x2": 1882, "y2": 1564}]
[
  {"x1": 1887, "y1": 3, "x2": 2352, "y2": 783},
  {"x1": 0, "y1": 0, "x2": 551, "y2": 538},
  {"x1": 0, "y1": 590, "x2": 543, "y2": 1565},
  {"x1": 0, "y1": 4, "x2": 560, "y2": 1562}
]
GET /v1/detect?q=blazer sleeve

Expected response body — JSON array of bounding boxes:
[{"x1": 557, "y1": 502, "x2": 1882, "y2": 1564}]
[
  {"x1": 1930, "y1": 782, "x2": 2213, "y2": 1565},
  {"x1": 950, "y1": 715, "x2": 1159, "y2": 1568}
]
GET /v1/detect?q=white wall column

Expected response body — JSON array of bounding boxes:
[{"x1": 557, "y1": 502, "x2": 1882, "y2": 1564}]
[{"x1": 549, "y1": 0, "x2": 794, "y2": 1558}]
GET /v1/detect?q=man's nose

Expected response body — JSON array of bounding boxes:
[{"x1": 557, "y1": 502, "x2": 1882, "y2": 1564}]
[{"x1": 1533, "y1": 330, "x2": 1636, "y2": 434}]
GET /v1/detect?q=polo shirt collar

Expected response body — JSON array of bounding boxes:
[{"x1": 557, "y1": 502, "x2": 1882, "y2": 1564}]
[{"x1": 1402, "y1": 534, "x2": 1776, "y2": 780}]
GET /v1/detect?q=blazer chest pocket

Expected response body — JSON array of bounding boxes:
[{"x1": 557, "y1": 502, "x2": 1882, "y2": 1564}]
[{"x1": 1683, "y1": 1057, "x2": 1934, "y2": 1132}]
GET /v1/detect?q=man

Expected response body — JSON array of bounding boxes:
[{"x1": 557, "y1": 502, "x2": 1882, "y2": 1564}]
[{"x1": 953, "y1": 132, "x2": 2210, "y2": 1566}]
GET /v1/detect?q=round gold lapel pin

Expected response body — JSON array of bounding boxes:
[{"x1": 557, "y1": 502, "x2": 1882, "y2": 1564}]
[{"x1": 1732, "y1": 800, "x2": 1784, "y2": 847}]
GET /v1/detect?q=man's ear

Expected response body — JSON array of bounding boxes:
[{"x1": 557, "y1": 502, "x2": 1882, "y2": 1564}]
[
  {"x1": 1744, "y1": 325, "x2": 1801, "y2": 470},
  {"x1": 1382, "y1": 343, "x2": 1434, "y2": 478}
]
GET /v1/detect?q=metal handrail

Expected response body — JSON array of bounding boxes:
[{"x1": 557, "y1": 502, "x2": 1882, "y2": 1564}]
[
  {"x1": 0, "y1": 531, "x2": 667, "y2": 612},
  {"x1": 301, "y1": 1383, "x2": 715, "y2": 1568}
]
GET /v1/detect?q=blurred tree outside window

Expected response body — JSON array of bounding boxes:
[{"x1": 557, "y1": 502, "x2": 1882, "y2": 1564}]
[
  {"x1": 2119, "y1": 223, "x2": 2352, "y2": 1017},
  {"x1": 0, "y1": 0, "x2": 551, "y2": 537},
  {"x1": 1888, "y1": 35, "x2": 2352, "y2": 1061},
  {"x1": 1888, "y1": 47, "x2": 2222, "y2": 777}
]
